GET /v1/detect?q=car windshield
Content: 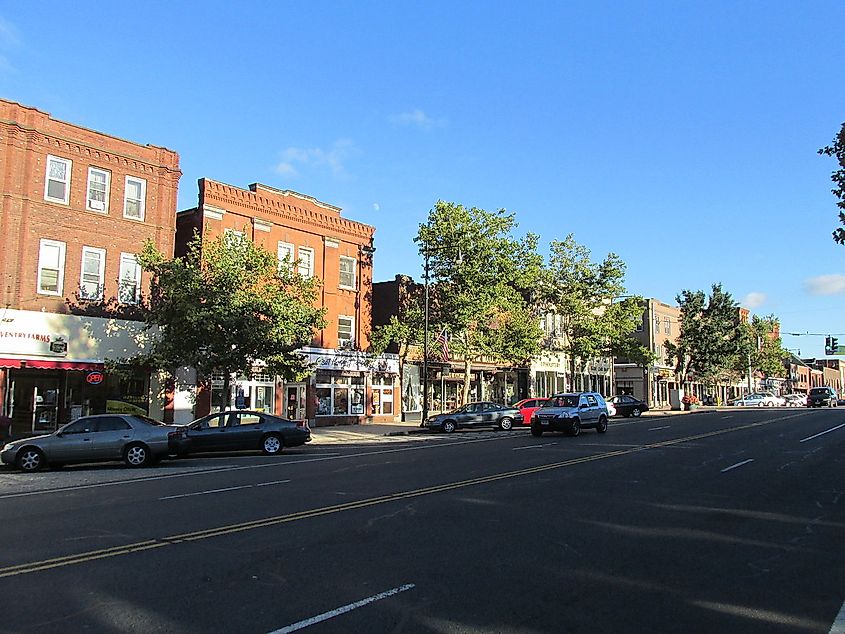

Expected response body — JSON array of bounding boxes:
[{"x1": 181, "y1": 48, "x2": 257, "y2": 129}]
[
  {"x1": 810, "y1": 388, "x2": 827, "y2": 395},
  {"x1": 543, "y1": 395, "x2": 579, "y2": 408}
]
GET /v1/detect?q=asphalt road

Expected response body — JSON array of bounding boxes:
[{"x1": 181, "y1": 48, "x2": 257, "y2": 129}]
[{"x1": 0, "y1": 408, "x2": 844, "y2": 633}]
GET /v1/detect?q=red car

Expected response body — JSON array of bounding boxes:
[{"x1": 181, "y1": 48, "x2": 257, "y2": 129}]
[{"x1": 513, "y1": 398, "x2": 549, "y2": 426}]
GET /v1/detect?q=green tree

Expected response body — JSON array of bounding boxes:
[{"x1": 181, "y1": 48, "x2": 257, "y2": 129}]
[
  {"x1": 416, "y1": 201, "x2": 544, "y2": 405},
  {"x1": 818, "y1": 122, "x2": 845, "y2": 244},
  {"x1": 538, "y1": 234, "x2": 651, "y2": 387},
  {"x1": 666, "y1": 284, "x2": 744, "y2": 392},
  {"x1": 738, "y1": 314, "x2": 788, "y2": 379},
  {"x1": 134, "y1": 231, "x2": 326, "y2": 408}
]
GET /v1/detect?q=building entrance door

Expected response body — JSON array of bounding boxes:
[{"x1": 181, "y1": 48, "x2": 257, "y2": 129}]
[
  {"x1": 10, "y1": 374, "x2": 61, "y2": 433},
  {"x1": 285, "y1": 384, "x2": 306, "y2": 420}
]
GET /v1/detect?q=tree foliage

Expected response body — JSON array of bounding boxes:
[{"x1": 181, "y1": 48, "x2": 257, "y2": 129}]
[
  {"x1": 134, "y1": 231, "x2": 326, "y2": 406},
  {"x1": 737, "y1": 314, "x2": 787, "y2": 379},
  {"x1": 538, "y1": 235, "x2": 652, "y2": 383},
  {"x1": 819, "y1": 122, "x2": 845, "y2": 245},
  {"x1": 666, "y1": 284, "x2": 744, "y2": 387},
  {"x1": 416, "y1": 201, "x2": 544, "y2": 404}
]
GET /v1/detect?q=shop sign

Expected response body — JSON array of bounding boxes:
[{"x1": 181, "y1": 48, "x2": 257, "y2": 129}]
[
  {"x1": 0, "y1": 330, "x2": 69, "y2": 357},
  {"x1": 301, "y1": 348, "x2": 399, "y2": 374},
  {"x1": 86, "y1": 371, "x2": 105, "y2": 385}
]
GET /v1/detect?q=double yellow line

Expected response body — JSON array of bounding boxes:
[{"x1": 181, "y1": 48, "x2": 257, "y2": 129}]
[{"x1": 0, "y1": 414, "x2": 804, "y2": 578}]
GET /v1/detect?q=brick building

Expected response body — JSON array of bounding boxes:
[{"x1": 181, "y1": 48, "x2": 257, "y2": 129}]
[
  {"x1": 175, "y1": 178, "x2": 398, "y2": 426},
  {"x1": 0, "y1": 98, "x2": 181, "y2": 435}
]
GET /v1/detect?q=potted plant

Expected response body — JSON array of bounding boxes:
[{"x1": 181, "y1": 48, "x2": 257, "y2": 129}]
[{"x1": 681, "y1": 393, "x2": 700, "y2": 411}]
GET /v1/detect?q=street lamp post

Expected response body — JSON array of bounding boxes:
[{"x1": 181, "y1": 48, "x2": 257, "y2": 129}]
[
  {"x1": 422, "y1": 250, "x2": 431, "y2": 425},
  {"x1": 420, "y1": 244, "x2": 461, "y2": 425}
]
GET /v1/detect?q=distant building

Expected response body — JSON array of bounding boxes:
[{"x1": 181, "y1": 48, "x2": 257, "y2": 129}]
[
  {"x1": 0, "y1": 98, "x2": 181, "y2": 434},
  {"x1": 614, "y1": 298, "x2": 680, "y2": 408}
]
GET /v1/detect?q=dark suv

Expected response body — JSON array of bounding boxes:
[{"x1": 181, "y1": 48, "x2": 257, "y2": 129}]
[
  {"x1": 530, "y1": 392, "x2": 609, "y2": 437},
  {"x1": 807, "y1": 386, "x2": 838, "y2": 407}
]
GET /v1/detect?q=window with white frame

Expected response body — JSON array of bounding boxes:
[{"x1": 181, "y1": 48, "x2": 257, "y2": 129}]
[
  {"x1": 118, "y1": 253, "x2": 142, "y2": 304},
  {"x1": 224, "y1": 228, "x2": 245, "y2": 246},
  {"x1": 297, "y1": 247, "x2": 314, "y2": 278},
  {"x1": 37, "y1": 239, "x2": 66, "y2": 295},
  {"x1": 277, "y1": 241, "x2": 295, "y2": 272},
  {"x1": 338, "y1": 315, "x2": 354, "y2": 347},
  {"x1": 663, "y1": 317, "x2": 671, "y2": 334},
  {"x1": 654, "y1": 315, "x2": 660, "y2": 333},
  {"x1": 339, "y1": 256, "x2": 356, "y2": 289},
  {"x1": 315, "y1": 371, "x2": 364, "y2": 416},
  {"x1": 86, "y1": 167, "x2": 110, "y2": 212},
  {"x1": 123, "y1": 176, "x2": 147, "y2": 220},
  {"x1": 44, "y1": 155, "x2": 72, "y2": 204},
  {"x1": 79, "y1": 247, "x2": 106, "y2": 300}
]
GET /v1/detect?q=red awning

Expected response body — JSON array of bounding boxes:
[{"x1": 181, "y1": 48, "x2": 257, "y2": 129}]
[{"x1": 0, "y1": 357, "x2": 104, "y2": 371}]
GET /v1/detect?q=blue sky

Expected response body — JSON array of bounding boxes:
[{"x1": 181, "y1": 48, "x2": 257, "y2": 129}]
[{"x1": 2, "y1": 1, "x2": 844, "y2": 357}]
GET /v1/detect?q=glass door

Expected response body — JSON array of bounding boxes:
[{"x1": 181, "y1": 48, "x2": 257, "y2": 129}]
[{"x1": 285, "y1": 384, "x2": 306, "y2": 420}]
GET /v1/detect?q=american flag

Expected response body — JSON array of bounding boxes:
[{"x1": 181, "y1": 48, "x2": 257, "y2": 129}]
[{"x1": 435, "y1": 328, "x2": 450, "y2": 361}]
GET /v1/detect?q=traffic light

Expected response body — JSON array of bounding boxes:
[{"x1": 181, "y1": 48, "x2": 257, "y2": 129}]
[
  {"x1": 832, "y1": 337, "x2": 840, "y2": 355},
  {"x1": 825, "y1": 336, "x2": 832, "y2": 355}
]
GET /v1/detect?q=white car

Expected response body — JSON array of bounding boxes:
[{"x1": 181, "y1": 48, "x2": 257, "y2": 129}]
[
  {"x1": 733, "y1": 393, "x2": 783, "y2": 407},
  {"x1": 783, "y1": 393, "x2": 807, "y2": 407}
]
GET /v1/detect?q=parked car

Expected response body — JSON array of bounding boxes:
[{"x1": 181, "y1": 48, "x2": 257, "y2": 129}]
[
  {"x1": 783, "y1": 393, "x2": 807, "y2": 407},
  {"x1": 169, "y1": 410, "x2": 311, "y2": 456},
  {"x1": 0, "y1": 414, "x2": 180, "y2": 472},
  {"x1": 607, "y1": 395, "x2": 649, "y2": 418},
  {"x1": 422, "y1": 402, "x2": 523, "y2": 433},
  {"x1": 732, "y1": 393, "x2": 783, "y2": 407},
  {"x1": 530, "y1": 392, "x2": 609, "y2": 437},
  {"x1": 513, "y1": 398, "x2": 548, "y2": 426},
  {"x1": 807, "y1": 386, "x2": 838, "y2": 408}
]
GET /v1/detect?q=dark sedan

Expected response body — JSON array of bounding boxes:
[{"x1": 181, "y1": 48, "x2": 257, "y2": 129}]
[
  {"x1": 170, "y1": 410, "x2": 311, "y2": 456},
  {"x1": 421, "y1": 402, "x2": 523, "y2": 433},
  {"x1": 607, "y1": 395, "x2": 649, "y2": 418}
]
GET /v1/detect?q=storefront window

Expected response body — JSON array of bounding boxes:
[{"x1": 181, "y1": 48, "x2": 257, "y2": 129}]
[{"x1": 316, "y1": 371, "x2": 364, "y2": 416}]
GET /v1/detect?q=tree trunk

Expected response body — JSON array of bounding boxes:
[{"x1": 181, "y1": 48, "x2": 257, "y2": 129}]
[
  {"x1": 462, "y1": 358, "x2": 472, "y2": 405},
  {"x1": 222, "y1": 371, "x2": 231, "y2": 411}
]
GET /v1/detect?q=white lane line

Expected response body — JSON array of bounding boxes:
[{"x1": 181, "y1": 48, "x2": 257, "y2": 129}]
[
  {"x1": 159, "y1": 480, "x2": 290, "y2": 500},
  {"x1": 721, "y1": 416, "x2": 733, "y2": 419},
  {"x1": 269, "y1": 583, "x2": 415, "y2": 633},
  {"x1": 829, "y1": 598, "x2": 845, "y2": 634},
  {"x1": 721, "y1": 459, "x2": 754, "y2": 473},
  {"x1": 800, "y1": 422, "x2": 845, "y2": 444},
  {"x1": 512, "y1": 445, "x2": 545, "y2": 451},
  {"x1": 648, "y1": 426, "x2": 670, "y2": 431}
]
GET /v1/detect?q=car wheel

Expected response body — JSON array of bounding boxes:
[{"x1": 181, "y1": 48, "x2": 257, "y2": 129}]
[
  {"x1": 596, "y1": 416, "x2": 608, "y2": 433},
  {"x1": 530, "y1": 427, "x2": 543, "y2": 437},
  {"x1": 499, "y1": 417, "x2": 513, "y2": 431},
  {"x1": 443, "y1": 420, "x2": 456, "y2": 433},
  {"x1": 632, "y1": 408, "x2": 641, "y2": 417},
  {"x1": 262, "y1": 433, "x2": 284, "y2": 455},
  {"x1": 567, "y1": 419, "x2": 581, "y2": 437},
  {"x1": 124, "y1": 443, "x2": 151, "y2": 468},
  {"x1": 16, "y1": 447, "x2": 45, "y2": 472}
]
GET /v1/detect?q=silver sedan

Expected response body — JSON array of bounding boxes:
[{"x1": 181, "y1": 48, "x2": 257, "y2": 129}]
[{"x1": 0, "y1": 414, "x2": 181, "y2": 472}]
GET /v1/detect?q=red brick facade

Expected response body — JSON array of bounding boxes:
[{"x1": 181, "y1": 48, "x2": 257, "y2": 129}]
[
  {"x1": 0, "y1": 98, "x2": 181, "y2": 311},
  {"x1": 177, "y1": 178, "x2": 375, "y2": 351}
]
